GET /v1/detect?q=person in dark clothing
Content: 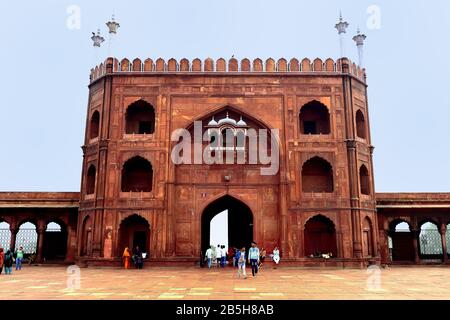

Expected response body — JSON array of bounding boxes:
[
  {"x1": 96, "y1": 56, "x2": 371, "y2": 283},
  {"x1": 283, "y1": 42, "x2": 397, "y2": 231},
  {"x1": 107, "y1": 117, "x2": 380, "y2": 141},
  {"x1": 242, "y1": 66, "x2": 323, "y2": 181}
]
[
  {"x1": 3, "y1": 250, "x2": 14, "y2": 275},
  {"x1": 133, "y1": 246, "x2": 143, "y2": 269},
  {"x1": 0, "y1": 248, "x2": 4, "y2": 274}
]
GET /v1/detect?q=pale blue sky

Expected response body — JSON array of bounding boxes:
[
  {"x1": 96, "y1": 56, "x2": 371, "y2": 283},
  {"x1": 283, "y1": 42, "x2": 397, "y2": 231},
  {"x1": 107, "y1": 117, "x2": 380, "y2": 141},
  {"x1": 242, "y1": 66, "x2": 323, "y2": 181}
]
[{"x1": 0, "y1": 0, "x2": 449, "y2": 192}]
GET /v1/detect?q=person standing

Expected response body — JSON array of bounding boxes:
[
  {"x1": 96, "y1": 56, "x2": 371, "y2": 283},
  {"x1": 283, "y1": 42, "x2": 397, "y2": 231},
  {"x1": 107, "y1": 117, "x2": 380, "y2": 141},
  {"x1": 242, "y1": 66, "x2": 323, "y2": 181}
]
[
  {"x1": 205, "y1": 246, "x2": 213, "y2": 269},
  {"x1": 215, "y1": 244, "x2": 222, "y2": 268},
  {"x1": 248, "y1": 241, "x2": 260, "y2": 277},
  {"x1": 122, "y1": 247, "x2": 131, "y2": 269},
  {"x1": 273, "y1": 247, "x2": 280, "y2": 268},
  {"x1": 133, "y1": 246, "x2": 143, "y2": 269},
  {"x1": 0, "y1": 248, "x2": 4, "y2": 274},
  {"x1": 3, "y1": 250, "x2": 13, "y2": 275},
  {"x1": 15, "y1": 246, "x2": 24, "y2": 271},
  {"x1": 237, "y1": 247, "x2": 247, "y2": 279},
  {"x1": 259, "y1": 248, "x2": 266, "y2": 269},
  {"x1": 220, "y1": 245, "x2": 226, "y2": 267}
]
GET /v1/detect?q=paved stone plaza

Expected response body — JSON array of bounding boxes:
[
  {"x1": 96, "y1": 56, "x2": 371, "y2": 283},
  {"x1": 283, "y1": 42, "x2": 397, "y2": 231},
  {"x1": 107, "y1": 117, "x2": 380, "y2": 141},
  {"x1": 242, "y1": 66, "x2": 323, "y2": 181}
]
[{"x1": 1, "y1": 265, "x2": 450, "y2": 300}]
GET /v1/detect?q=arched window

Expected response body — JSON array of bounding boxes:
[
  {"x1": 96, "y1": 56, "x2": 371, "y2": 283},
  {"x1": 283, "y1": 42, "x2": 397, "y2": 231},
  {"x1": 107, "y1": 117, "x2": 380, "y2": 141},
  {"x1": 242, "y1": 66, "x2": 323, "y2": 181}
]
[
  {"x1": 419, "y1": 221, "x2": 443, "y2": 257},
  {"x1": 16, "y1": 222, "x2": 38, "y2": 254},
  {"x1": 389, "y1": 220, "x2": 414, "y2": 262},
  {"x1": 299, "y1": 101, "x2": 330, "y2": 135},
  {"x1": 359, "y1": 165, "x2": 371, "y2": 195},
  {"x1": 89, "y1": 111, "x2": 100, "y2": 139},
  {"x1": 125, "y1": 100, "x2": 155, "y2": 134},
  {"x1": 86, "y1": 165, "x2": 96, "y2": 195},
  {"x1": 356, "y1": 110, "x2": 366, "y2": 139},
  {"x1": 302, "y1": 157, "x2": 333, "y2": 193},
  {"x1": 0, "y1": 221, "x2": 11, "y2": 250},
  {"x1": 304, "y1": 215, "x2": 337, "y2": 257},
  {"x1": 121, "y1": 156, "x2": 153, "y2": 192}
]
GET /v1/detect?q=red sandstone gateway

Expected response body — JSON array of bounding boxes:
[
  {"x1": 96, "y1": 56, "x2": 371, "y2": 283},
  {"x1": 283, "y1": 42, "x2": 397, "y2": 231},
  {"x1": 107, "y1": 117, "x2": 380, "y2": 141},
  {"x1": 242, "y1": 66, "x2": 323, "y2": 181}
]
[{"x1": 0, "y1": 57, "x2": 449, "y2": 267}]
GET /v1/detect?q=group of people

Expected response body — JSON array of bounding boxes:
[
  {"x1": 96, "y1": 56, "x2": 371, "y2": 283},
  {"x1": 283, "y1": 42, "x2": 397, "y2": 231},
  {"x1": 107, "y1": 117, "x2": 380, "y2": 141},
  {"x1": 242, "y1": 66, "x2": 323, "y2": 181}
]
[
  {"x1": 203, "y1": 242, "x2": 281, "y2": 279},
  {"x1": 0, "y1": 246, "x2": 25, "y2": 275},
  {"x1": 122, "y1": 246, "x2": 146, "y2": 269}
]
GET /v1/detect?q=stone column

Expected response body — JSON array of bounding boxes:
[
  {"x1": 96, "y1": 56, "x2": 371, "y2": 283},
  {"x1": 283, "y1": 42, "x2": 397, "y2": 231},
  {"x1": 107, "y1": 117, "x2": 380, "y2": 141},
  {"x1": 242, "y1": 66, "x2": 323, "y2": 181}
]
[
  {"x1": 411, "y1": 229, "x2": 420, "y2": 263},
  {"x1": 36, "y1": 227, "x2": 45, "y2": 263},
  {"x1": 64, "y1": 225, "x2": 75, "y2": 263},
  {"x1": 440, "y1": 224, "x2": 448, "y2": 263},
  {"x1": 9, "y1": 227, "x2": 18, "y2": 251}
]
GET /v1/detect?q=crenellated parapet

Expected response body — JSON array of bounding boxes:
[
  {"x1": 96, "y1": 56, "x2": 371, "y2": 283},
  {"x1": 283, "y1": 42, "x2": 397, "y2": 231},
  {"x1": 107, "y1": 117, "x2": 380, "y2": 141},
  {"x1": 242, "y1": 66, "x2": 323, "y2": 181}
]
[{"x1": 89, "y1": 57, "x2": 366, "y2": 83}]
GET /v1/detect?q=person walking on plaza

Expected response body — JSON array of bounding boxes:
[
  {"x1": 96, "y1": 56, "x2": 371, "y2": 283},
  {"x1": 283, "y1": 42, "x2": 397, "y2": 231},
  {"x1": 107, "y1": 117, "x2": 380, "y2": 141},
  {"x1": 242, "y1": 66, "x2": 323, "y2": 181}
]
[
  {"x1": 215, "y1": 244, "x2": 222, "y2": 268},
  {"x1": 205, "y1": 246, "x2": 213, "y2": 269},
  {"x1": 272, "y1": 246, "x2": 280, "y2": 268},
  {"x1": 122, "y1": 247, "x2": 131, "y2": 269},
  {"x1": 3, "y1": 250, "x2": 13, "y2": 275},
  {"x1": 220, "y1": 245, "x2": 226, "y2": 267},
  {"x1": 15, "y1": 246, "x2": 24, "y2": 271},
  {"x1": 248, "y1": 241, "x2": 260, "y2": 277},
  {"x1": 237, "y1": 247, "x2": 247, "y2": 279},
  {"x1": 0, "y1": 248, "x2": 4, "y2": 274},
  {"x1": 259, "y1": 248, "x2": 266, "y2": 269}
]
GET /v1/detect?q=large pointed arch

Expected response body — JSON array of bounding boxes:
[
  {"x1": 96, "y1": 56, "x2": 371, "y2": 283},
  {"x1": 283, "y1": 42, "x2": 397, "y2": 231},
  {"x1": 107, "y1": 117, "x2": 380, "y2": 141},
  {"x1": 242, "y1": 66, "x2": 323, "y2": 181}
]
[{"x1": 201, "y1": 194, "x2": 254, "y2": 255}]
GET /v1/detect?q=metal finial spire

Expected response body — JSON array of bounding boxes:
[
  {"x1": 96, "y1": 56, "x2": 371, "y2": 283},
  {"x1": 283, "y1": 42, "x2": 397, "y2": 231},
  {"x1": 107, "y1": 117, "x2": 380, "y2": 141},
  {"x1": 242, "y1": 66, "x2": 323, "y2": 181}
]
[
  {"x1": 353, "y1": 27, "x2": 367, "y2": 67},
  {"x1": 91, "y1": 29, "x2": 105, "y2": 47},
  {"x1": 106, "y1": 14, "x2": 120, "y2": 34},
  {"x1": 335, "y1": 12, "x2": 349, "y2": 58}
]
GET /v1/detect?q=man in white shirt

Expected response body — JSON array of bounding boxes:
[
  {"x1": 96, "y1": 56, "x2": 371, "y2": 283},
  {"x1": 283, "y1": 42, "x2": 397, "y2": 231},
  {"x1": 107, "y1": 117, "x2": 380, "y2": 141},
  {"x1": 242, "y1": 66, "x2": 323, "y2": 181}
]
[
  {"x1": 205, "y1": 246, "x2": 213, "y2": 268},
  {"x1": 220, "y1": 245, "x2": 227, "y2": 267},
  {"x1": 216, "y1": 244, "x2": 222, "y2": 268}
]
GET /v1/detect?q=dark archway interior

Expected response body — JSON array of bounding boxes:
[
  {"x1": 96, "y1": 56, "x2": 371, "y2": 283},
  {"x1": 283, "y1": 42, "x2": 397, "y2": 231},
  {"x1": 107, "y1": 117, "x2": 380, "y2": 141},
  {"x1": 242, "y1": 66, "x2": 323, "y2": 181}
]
[
  {"x1": 121, "y1": 157, "x2": 153, "y2": 192},
  {"x1": 299, "y1": 101, "x2": 330, "y2": 135},
  {"x1": 356, "y1": 110, "x2": 366, "y2": 139},
  {"x1": 360, "y1": 165, "x2": 370, "y2": 195},
  {"x1": 302, "y1": 157, "x2": 334, "y2": 193},
  {"x1": 86, "y1": 165, "x2": 96, "y2": 195},
  {"x1": 389, "y1": 220, "x2": 415, "y2": 262},
  {"x1": 43, "y1": 222, "x2": 67, "y2": 260},
  {"x1": 89, "y1": 111, "x2": 100, "y2": 139},
  {"x1": 125, "y1": 100, "x2": 155, "y2": 134},
  {"x1": 119, "y1": 214, "x2": 150, "y2": 256},
  {"x1": 304, "y1": 215, "x2": 337, "y2": 257},
  {"x1": 201, "y1": 195, "x2": 253, "y2": 254}
]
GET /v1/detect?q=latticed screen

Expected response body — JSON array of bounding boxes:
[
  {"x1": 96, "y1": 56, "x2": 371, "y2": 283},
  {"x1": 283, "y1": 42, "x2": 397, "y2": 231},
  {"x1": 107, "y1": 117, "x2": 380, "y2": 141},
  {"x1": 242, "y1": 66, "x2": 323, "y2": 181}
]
[
  {"x1": 419, "y1": 230, "x2": 443, "y2": 255},
  {"x1": 15, "y1": 229, "x2": 38, "y2": 254},
  {"x1": 0, "y1": 227, "x2": 11, "y2": 250}
]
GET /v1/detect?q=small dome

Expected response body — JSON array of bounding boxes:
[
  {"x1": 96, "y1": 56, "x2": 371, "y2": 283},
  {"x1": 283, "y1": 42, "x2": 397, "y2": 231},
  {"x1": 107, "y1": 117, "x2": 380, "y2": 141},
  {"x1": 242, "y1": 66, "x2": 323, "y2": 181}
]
[
  {"x1": 218, "y1": 112, "x2": 237, "y2": 125},
  {"x1": 237, "y1": 116, "x2": 247, "y2": 126},
  {"x1": 208, "y1": 116, "x2": 218, "y2": 126}
]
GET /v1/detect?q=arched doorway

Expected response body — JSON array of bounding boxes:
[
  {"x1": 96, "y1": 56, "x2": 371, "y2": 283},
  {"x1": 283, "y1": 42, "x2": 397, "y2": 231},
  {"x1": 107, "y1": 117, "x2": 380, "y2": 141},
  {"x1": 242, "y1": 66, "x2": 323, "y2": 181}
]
[
  {"x1": 43, "y1": 222, "x2": 68, "y2": 261},
  {"x1": 0, "y1": 221, "x2": 11, "y2": 250},
  {"x1": 80, "y1": 215, "x2": 93, "y2": 256},
  {"x1": 201, "y1": 195, "x2": 253, "y2": 255},
  {"x1": 389, "y1": 220, "x2": 414, "y2": 262},
  {"x1": 16, "y1": 222, "x2": 38, "y2": 254},
  {"x1": 118, "y1": 214, "x2": 150, "y2": 255},
  {"x1": 304, "y1": 215, "x2": 337, "y2": 257},
  {"x1": 419, "y1": 221, "x2": 443, "y2": 260},
  {"x1": 362, "y1": 217, "x2": 374, "y2": 257}
]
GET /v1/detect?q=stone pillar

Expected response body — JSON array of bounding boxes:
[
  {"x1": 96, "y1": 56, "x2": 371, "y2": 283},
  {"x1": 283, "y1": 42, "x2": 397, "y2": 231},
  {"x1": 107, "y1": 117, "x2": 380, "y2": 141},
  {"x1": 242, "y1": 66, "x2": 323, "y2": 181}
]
[
  {"x1": 36, "y1": 227, "x2": 45, "y2": 263},
  {"x1": 9, "y1": 227, "x2": 18, "y2": 251},
  {"x1": 411, "y1": 229, "x2": 420, "y2": 263},
  {"x1": 440, "y1": 224, "x2": 448, "y2": 263}
]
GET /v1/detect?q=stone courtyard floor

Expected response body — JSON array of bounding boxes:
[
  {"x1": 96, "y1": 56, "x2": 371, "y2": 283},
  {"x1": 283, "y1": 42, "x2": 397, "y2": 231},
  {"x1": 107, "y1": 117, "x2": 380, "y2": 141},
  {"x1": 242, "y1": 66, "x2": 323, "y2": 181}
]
[{"x1": 1, "y1": 265, "x2": 450, "y2": 300}]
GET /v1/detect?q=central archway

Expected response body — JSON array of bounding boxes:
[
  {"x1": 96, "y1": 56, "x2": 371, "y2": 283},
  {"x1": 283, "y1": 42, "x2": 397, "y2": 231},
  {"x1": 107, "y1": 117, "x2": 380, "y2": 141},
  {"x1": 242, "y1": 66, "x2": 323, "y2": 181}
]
[{"x1": 201, "y1": 195, "x2": 253, "y2": 254}]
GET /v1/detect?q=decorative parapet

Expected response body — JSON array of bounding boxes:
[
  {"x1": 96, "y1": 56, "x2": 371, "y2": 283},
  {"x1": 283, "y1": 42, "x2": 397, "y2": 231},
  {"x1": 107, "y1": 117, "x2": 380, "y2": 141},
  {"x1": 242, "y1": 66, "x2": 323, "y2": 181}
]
[{"x1": 89, "y1": 57, "x2": 366, "y2": 83}]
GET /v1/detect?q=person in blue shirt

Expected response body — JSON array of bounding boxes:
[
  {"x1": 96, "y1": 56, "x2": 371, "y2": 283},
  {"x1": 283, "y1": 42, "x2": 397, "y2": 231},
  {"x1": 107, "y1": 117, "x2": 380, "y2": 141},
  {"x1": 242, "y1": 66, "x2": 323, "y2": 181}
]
[
  {"x1": 247, "y1": 241, "x2": 260, "y2": 277},
  {"x1": 236, "y1": 247, "x2": 247, "y2": 279}
]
